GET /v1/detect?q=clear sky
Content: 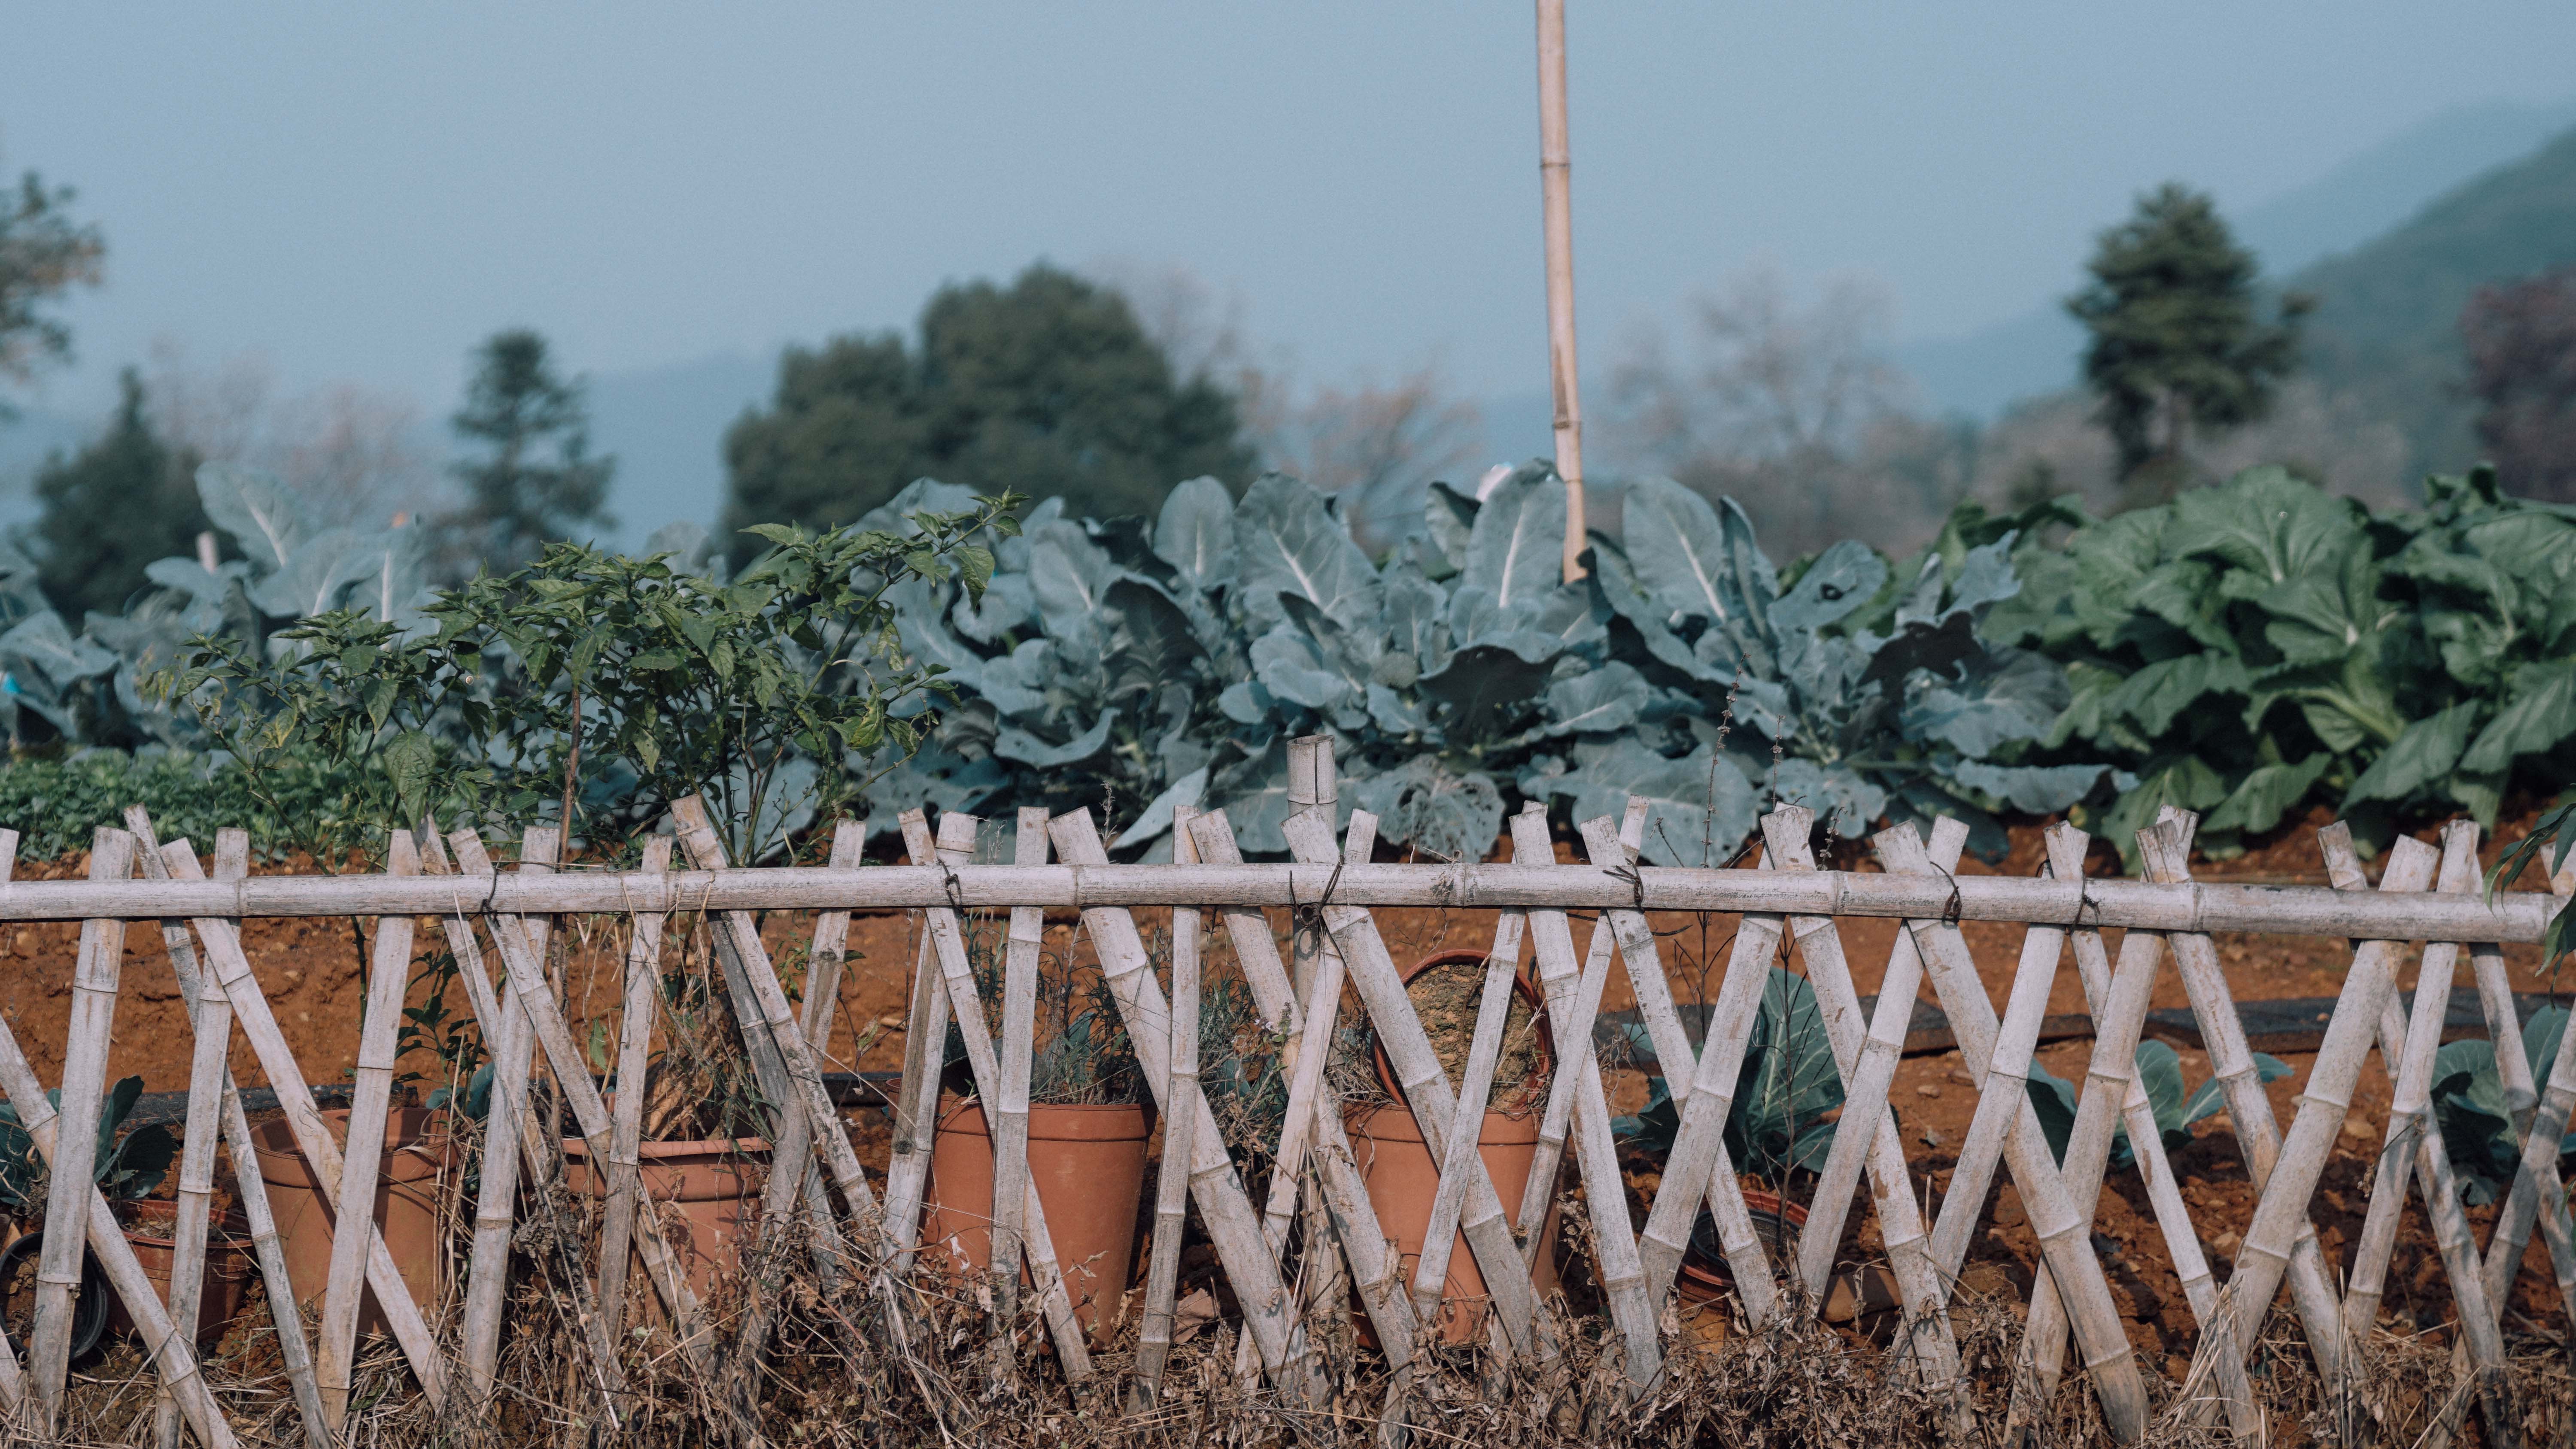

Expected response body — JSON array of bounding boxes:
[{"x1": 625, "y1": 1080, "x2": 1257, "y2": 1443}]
[{"x1": 9, "y1": 2, "x2": 2576, "y2": 418}]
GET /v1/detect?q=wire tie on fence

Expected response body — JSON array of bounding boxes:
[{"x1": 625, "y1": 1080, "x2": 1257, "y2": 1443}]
[
  {"x1": 1929, "y1": 856, "x2": 1965, "y2": 928},
  {"x1": 1607, "y1": 861, "x2": 1645, "y2": 914},
  {"x1": 1290, "y1": 857, "x2": 1345, "y2": 959}
]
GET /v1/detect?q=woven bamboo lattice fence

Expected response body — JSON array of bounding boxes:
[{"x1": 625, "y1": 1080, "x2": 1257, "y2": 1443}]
[{"x1": 0, "y1": 734, "x2": 2568, "y2": 1447}]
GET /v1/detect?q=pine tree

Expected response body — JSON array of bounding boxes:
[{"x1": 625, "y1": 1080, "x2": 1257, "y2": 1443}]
[
  {"x1": 722, "y1": 264, "x2": 1252, "y2": 561},
  {"x1": 444, "y1": 329, "x2": 614, "y2": 574},
  {"x1": 25, "y1": 370, "x2": 210, "y2": 619},
  {"x1": 2067, "y1": 184, "x2": 2309, "y2": 501}
]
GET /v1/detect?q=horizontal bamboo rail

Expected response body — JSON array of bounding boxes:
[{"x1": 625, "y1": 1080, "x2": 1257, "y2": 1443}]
[{"x1": 0, "y1": 863, "x2": 2557, "y2": 939}]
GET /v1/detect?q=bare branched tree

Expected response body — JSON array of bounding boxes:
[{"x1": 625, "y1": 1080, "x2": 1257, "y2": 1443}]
[{"x1": 146, "y1": 341, "x2": 441, "y2": 529}]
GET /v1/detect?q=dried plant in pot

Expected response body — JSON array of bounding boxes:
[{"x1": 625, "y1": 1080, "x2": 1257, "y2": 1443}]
[
  {"x1": 0, "y1": 1076, "x2": 177, "y2": 1359},
  {"x1": 923, "y1": 957, "x2": 1154, "y2": 1344},
  {"x1": 1345, "y1": 948, "x2": 1561, "y2": 1346}
]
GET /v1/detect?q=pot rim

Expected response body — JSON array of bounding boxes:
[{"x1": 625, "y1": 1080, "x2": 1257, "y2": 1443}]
[{"x1": 561, "y1": 1135, "x2": 773, "y2": 1160}]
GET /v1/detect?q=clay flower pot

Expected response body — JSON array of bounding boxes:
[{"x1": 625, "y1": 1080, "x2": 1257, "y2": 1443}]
[
  {"x1": 563, "y1": 1136, "x2": 768, "y2": 1314},
  {"x1": 253, "y1": 1107, "x2": 454, "y2": 1335},
  {"x1": 1370, "y1": 948, "x2": 1555, "y2": 1110},
  {"x1": 109, "y1": 1199, "x2": 256, "y2": 1347},
  {"x1": 921, "y1": 1094, "x2": 1151, "y2": 1346},
  {"x1": 1343, "y1": 1100, "x2": 1563, "y2": 1346},
  {"x1": 1676, "y1": 1188, "x2": 1805, "y2": 1307}
]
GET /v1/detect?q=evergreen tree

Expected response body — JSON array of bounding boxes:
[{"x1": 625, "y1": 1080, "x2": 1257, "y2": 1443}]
[
  {"x1": 2068, "y1": 184, "x2": 2309, "y2": 500},
  {"x1": 0, "y1": 161, "x2": 104, "y2": 417},
  {"x1": 2462, "y1": 264, "x2": 2576, "y2": 503},
  {"x1": 25, "y1": 370, "x2": 210, "y2": 619},
  {"x1": 444, "y1": 329, "x2": 614, "y2": 574},
  {"x1": 722, "y1": 264, "x2": 1252, "y2": 560}
]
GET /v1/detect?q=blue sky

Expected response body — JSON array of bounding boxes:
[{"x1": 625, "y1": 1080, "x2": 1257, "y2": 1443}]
[{"x1": 8, "y1": 3, "x2": 2576, "y2": 532}]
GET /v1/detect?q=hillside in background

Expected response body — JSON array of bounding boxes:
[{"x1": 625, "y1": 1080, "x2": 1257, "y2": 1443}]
[{"x1": 2292, "y1": 122, "x2": 2576, "y2": 478}]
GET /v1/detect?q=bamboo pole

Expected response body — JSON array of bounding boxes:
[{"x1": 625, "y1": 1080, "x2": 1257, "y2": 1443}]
[
  {"x1": 1517, "y1": 809, "x2": 1661, "y2": 1385},
  {"x1": 31, "y1": 827, "x2": 135, "y2": 1429},
  {"x1": 0, "y1": 833, "x2": 31, "y2": 1416},
  {"x1": 1408, "y1": 873, "x2": 1529, "y2": 1328},
  {"x1": 2141, "y1": 812, "x2": 2350, "y2": 1416},
  {"x1": 2329, "y1": 825, "x2": 2520, "y2": 1445},
  {"x1": 1279, "y1": 809, "x2": 1553, "y2": 1359},
  {"x1": 883, "y1": 876, "x2": 952, "y2": 1272},
  {"x1": 1874, "y1": 823, "x2": 2149, "y2": 1444},
  {"x1": 1284, "y1": 738, "x2": 1353, "y2": 1344},
  {"x1": 898, "y1": 811, "x2": 1093, "y2": 1373},
  {"x1": 1629, "y1": 812, "x2": 1790, "y2": 1319},
  {"x1": 0, "y1": 832, "x2": 239, "y2": 1449},
  {"x1": 1131, "y1": 805, "x2": 1201, "y2": 1410},
  {"x1": 1757, "y1": 812, "x2": 1964, "y2": 1409},
  {"x1": 316, "y1": 830, "x2": 419, "y2": 1429},
  {"x1": 3, "y1": 864, "x2": 2559, "y2": 940},
  {"x1": 454, "y1": 831, "x2": 545, "y2": 1400},
  {"x1": 1535, "y1": 0, "x2": 1586, "y2": 583},
  {"x1": 1185, "y1": 809, "x2": 1420, "y2": 1397},
  {"x1": 2479, "y1": 857, "x2": 2576, "y2": 1326},
  {"x1": 1052, "y1": 808, "x2": 1329, "y2": 1407},
  {"x1": 2177, "y1": 824, "x2": 2436, "y2": 1424},
  {"x1": 2038, "y1": 828, "x2": 2243, "y2": 1423},
  {"x1": 152, "y1": 831, "x2": 333, "y2": 1448},
  {"x1": 119, "y1": 812, "x2": 237, "y2": 1449},
  {"x1": 993, "y1": 808, "x2": 1048, "y2": 1354},
  {"x1": 598, "y1": 835, "x2": 675, "y2": 1347}
]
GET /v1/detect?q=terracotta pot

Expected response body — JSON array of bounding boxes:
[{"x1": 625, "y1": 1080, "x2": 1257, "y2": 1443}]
[
  {"x1": 920, "y1": 1096, "x2": 1151, "y2": 1345},
  {"x1": 108, "y1": 1200, "x2": 256, "y2": 1347},
  {"x1": 1371, "y1": 949, "x2": 1555, "y2": 1112},
  {"x1": 563, "y1": 1137, "x2": 769, "y2": 1315},
  {"x1": 253, "y1": 1108, "x2": 454, "y2": 1336},
  {"x1": 1343, "y1": 1101, "x2": 1562, "y2": 1346}
]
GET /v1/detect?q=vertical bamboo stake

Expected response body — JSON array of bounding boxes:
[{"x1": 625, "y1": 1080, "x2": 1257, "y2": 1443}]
[
  {"x1": 883, "y1": 895, "x2": 951, "y2": 1271},
  {"x1": 31, "y1": 827, "x2": 135, "y2": 1430},
  {"x1": 1406, "y1": 896, "x2": 1528, "y2": 1328},
  {"x1": 456, "y1": 832, "x2": 544, "y2": 1402},
  {"x1": 1535, "y1": 0, "x2": 1586, "y2": 582},
  {"x1": 119, "y1": 810, "x2": 232, "y2": 1449},
  {"x1": 794, "y1": 820, "x2": 868, "y2": 1281},
  {"x1": 1285, "y1": 738, "x2": 1352, "y2": 1340},
  {"x1": 2178, "y1": 824, "x2": 2434, "y2": 1422},
  {"x1": 1278, "y1": 809, "x2": 1552, "y2": 1358},
  {"x1": 1185, "y1": 809, "x2": 1419, "y2": 1394},
  {"x1": 317, "y1": 830, "x2": 419, "y2": 1429},
  {"x1": 1756, "y1": 812, "x2": 1964, "y2": 1407},
  {"x1": 897, "y1": 812, "x2": 1094, "y2": 1374},
  {"x1": 1131, "y1": 807, "x2": 1202, "y2": 1411},
  {"x1": 153, "y1": 831, "x2": 334, "y2": 1448},
  {"x1": 993, "y1": 808, "x2": 1048, "y2": 1347},
  {"x1": 0, "y1": 832, "x2": 30, "y2": 1417},
  {"x1": 598, "y1": 835, "x2": 674, "y2": 1348},
  {"x1": 1516, "y1": 810, "x2": 1661, "y2": 1385},
  {"x1": 2143, "y1": 810, "x2": 2350, "y2": 1412},
  {"x1": 2480, "y1": 853, "x2": 2576, "y2": 1324},
  {"x1": 1054, "y1": 808, "x2": 1329, "y2": 1407},
  {"x1": 1874, "y1": 822, "x2": 2150, "y2": 1444}
]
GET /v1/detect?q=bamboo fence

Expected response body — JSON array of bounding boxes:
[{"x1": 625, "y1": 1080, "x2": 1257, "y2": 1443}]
[{"x1": 0, "y1": 736, "x2": 2567, "y2": 1446}]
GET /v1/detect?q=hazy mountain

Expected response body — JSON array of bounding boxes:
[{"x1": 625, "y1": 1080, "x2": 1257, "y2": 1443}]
[
  {"x1": 1900, "y1": 97, "x2": 2576, "y2": 419},
  {"x1": 583, "y1": 351, "x2": 775, "y2": 550}
]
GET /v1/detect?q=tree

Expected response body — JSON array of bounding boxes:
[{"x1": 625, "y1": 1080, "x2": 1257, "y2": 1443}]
[
  {"x1": 2067, "y1": 183, "x2": 2309, "y2": 500},
  {"x1": 2461, "y1": 264, "x2": 2576, "y2": 503},
  {"x1": 443, "y1": 329, "x2": 614, "y2": 574},
  {"x1": 0, "y1": 159, "x2": 105, "y2": 418},
  {"x1": 149, "y1": 342, "x2": 438, "y2": 530},
  {"x1": 24, "y1": 370, "x2": 211, "y2": 619},
  {"x1": 723, "y1": 264, "x2": 1252, "y2": 558}
]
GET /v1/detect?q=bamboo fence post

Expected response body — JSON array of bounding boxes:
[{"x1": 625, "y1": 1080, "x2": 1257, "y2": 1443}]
[
  {"x1": 895, "y1": 812, "x2": 1092, "y2": 1373},
  {"x1": 443, "y1": 829, "x2": 699, "y2": 1383},
  {"x1": 316, "y1": 830, "x2": 419, "y2": 1429},
  {"x1": 1406, "y1": 882, "x2": 1529, "y2": 1328},
  {"x1": 1756, "y1": 812, "x2": 1964, "y2": 1405},
  {"x1": 1131, "y1": 805, "x2": 1201, "y2": 1411},
  {"x1": 994, "y1": 808, "x2": 1048, "y2": 1350},
  {"x1": 1514, "y1": 809, "x2": 1661, "y2": 1385},
  {"x1": 2178, "y1": 825, "x2": 2435, "y2": 1423},
  {"x1": 2330, "y1": 825, "x2": 2520, "y2": 1444},
  {"x1": 1874, "y1": 822, "x2": 2150, "y2": 1444},
  {"x1": 1184, "y1": 809, "x2": 1420, "y2": 1396},
  {"x1": 151, "y1": 832, "x2": 332, "y2": 1448},
  {"x1": 598, "y1": 835, "x2": 674, "y2": 1348},
  {"x1": 795, "y1": 820, "x2": 867, "y2": 1279},
  {"x1": 0, "y1": 832, "x2": 239, "y2": 1449},
  {"x1": 2480, "y1": 860, "x2": 2576, "y2": 1325},
  {"x1": 453, "y1": 831, "x2": 545, "y2": 1400},
  {"x1": 1279, "y1": 808, "x2": 1553, "y2": 1359},
  {"x1": 1284, "y1": 737, "x2": 1353, "y2": 1337},
  {"x1": 119, "y1": 811, "x2": 237, "y2": 1449},
  {"x1": 667, "y1": 800, "x2": 881, "y2": 1237},
  {"x1": 1535, "y1": 0, "x2": 1586, "y2": 583},
  {"x1": 883, "y1": 879, "x2": 952, "y2": 1272},
  {"x1": 1629, "y1": 811, "x2": 1792, "y2": 1319},
  {"x1": 0, "y1": 833, "x2": 21, "y2": 1418},
  {"x1": 31, "y1": 827, "x2": 135, "y2": 1429},
  {"x1": 1052, "y1": 808, "x2": 1329, "y2": 1407},
  {"x1": 1228, "y1": 799, "x2": 1378, "y2": 1385}
]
